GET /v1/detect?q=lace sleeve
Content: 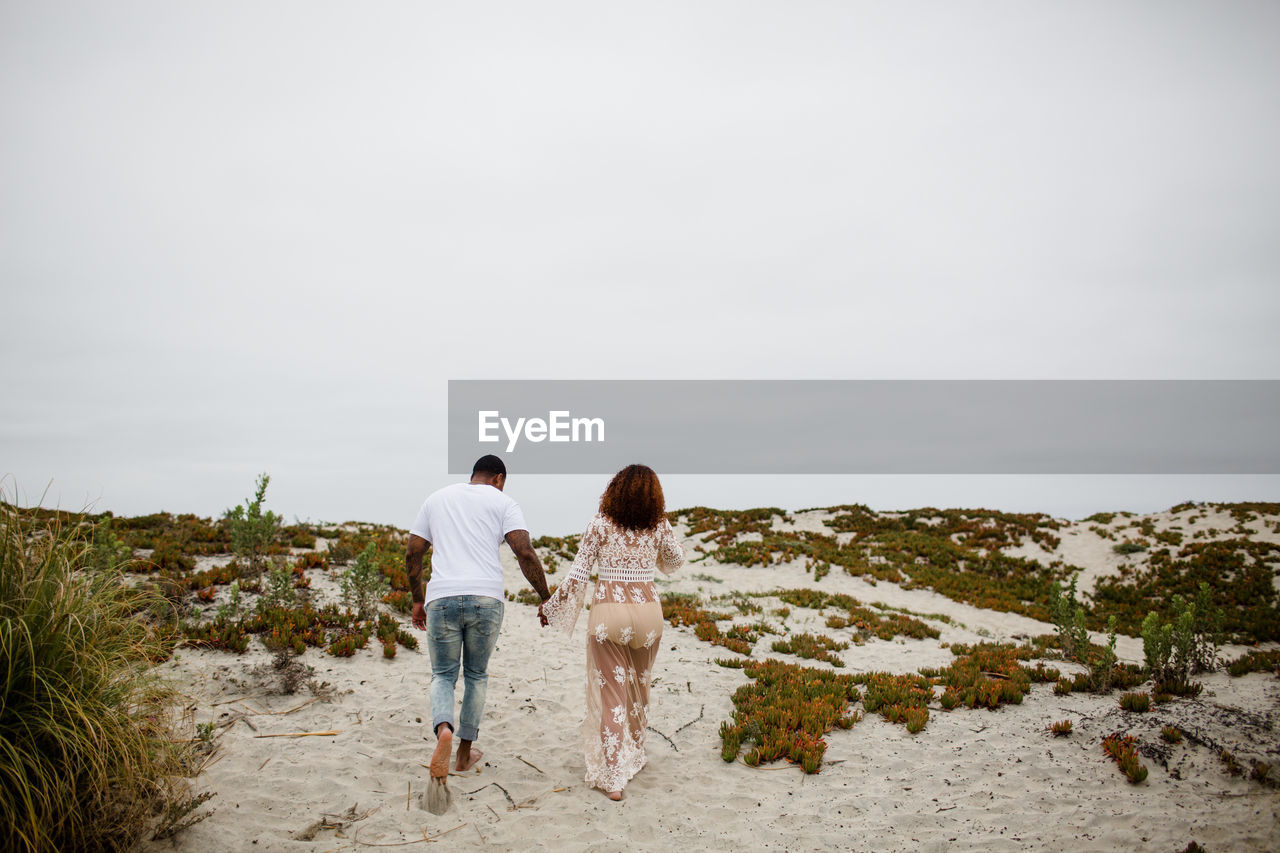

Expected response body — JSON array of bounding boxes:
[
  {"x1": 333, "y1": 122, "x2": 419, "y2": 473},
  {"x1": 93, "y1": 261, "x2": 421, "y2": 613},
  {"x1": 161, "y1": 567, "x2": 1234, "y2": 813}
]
[
  {"x1": 541, "y1": 517, "x2": 601, "y2": 634},
  {"x1": 656, "y1": 518, "x2": 684, "y2": 575}
]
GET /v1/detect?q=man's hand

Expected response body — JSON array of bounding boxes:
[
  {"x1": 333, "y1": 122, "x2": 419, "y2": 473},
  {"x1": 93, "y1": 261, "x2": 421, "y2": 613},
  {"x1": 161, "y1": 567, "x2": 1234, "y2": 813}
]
[
  {"x1": 536, "y1": 602, "x2": 549, "y2": 628},
  {"x1": 412, "y1": 601, "x2": 426, "y2": 631}
]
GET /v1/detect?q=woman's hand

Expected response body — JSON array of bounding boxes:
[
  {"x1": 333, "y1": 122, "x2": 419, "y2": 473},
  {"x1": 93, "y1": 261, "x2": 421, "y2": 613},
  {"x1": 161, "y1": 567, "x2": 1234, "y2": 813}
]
[{"x1": 537, "y1": 602, "x2": 549, "y2": 627}]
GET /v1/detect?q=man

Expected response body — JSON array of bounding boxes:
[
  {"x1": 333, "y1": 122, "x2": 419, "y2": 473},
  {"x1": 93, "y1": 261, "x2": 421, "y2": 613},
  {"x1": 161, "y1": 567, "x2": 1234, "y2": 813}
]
[{"x1": 407, "y1": 455, "x2": 551, "y2": 780}]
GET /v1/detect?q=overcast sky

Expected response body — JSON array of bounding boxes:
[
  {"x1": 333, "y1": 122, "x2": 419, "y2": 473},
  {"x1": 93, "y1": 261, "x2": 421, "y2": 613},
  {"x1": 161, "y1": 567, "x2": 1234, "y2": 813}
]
[{"x1": 3, "y1": 1, "x2": 1278, "y2": 535}]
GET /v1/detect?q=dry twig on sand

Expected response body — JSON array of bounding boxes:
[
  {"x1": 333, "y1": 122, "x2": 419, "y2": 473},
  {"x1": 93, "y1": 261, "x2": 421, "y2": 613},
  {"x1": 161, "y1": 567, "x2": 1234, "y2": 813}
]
[
  {"x1": 675, "y1": 705, "x2": 705, "y2": 735},
  {"x1": 351, "y1": 822, "x2": 465, "y2": 847},
  {"x1": 647, "y1": 726, "x2": 678, "y2": 752}
]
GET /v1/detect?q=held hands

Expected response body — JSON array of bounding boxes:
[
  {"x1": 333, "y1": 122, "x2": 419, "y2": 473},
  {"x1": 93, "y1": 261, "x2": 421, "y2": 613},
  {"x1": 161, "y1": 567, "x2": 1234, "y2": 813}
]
[
  {"x1": 412, "y1": 601, "x2": 426, "y2": 630},
  {"x1": 537, "y1": 602, "x2": 549, "y2": 628}
]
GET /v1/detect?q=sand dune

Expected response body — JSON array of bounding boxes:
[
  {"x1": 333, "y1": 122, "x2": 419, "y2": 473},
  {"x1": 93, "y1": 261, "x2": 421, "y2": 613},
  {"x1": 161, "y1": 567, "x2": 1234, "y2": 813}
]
[{"x1": 143, "y1": 507, "x2": 1280, "y2": 852}]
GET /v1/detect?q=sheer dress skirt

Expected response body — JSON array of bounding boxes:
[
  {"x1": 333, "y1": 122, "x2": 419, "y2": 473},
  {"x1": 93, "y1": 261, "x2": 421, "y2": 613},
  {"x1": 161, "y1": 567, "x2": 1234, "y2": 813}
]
[{"x1": 582, "y1": 579, "x2": 664, "y2": 793}]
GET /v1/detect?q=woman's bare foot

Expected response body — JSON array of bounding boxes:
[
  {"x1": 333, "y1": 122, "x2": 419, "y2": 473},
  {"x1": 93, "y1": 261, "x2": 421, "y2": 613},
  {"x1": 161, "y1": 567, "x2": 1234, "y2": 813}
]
[
  {"x1": 429, "y1": 726, "x2": 453, "y2": 779},
  {"x1": 603, "y1": 788, "x2": 622, "y2": 801},
  {"x1": 455, "y1": 745, "x2": 484, "y2": 772}
]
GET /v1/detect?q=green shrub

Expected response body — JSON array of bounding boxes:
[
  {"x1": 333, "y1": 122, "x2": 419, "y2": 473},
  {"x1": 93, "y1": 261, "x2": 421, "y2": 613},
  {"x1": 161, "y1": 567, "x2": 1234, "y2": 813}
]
[
  {"x1": 1112, "y1": 542, "x2": 1147, "y2": 555},
  {"x1": 89, "y1": 518, "x2": 132, "y2": 573},
  {"x1": 223, "y1": 473, "x2": 282, "y2": 573},
  {"x1": 1142, "y1": 584, "x2": 1221, "y2": 689},
  {"x1": 1049, "y1": 574, "x2": 1091, "y2": 664},
  {"x1": 1119, "y1": 692, "x2": 1151, "y2": 712},
  {"x1": 341, "y1": 543, "x2": 390, "y2": 620},
  {"x1": 257, "y1": 561, "x2": 298, "y2": 613},
  {"x1": 216, "y1": 579, "x2": 243, "y2": 622},
  {"x1": 1072, "y1": 616, "x2": 1121, "y2": 693},
  {"x1": 0, "y1": 500, "x2": 206, "y2": 851}
]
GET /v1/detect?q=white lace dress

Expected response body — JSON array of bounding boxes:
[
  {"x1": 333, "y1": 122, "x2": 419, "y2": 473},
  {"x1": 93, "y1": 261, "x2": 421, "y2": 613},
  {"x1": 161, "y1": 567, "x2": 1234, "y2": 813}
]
[{"x1": 542, "y1": 513, "x2": 684, "y2": 793}]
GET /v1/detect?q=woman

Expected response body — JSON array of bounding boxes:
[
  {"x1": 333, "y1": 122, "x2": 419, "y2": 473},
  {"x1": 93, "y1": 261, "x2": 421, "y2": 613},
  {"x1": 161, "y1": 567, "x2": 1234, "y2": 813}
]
[{"x1": 539, "y1": 464, "x2": 684, "y2": 800}]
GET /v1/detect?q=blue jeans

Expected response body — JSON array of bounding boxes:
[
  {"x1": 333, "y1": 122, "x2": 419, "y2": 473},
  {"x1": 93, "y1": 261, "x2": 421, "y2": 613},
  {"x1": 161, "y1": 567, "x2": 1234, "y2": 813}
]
[{"x1": 426, "y1": 595, "x2": 504, "y2": 742}]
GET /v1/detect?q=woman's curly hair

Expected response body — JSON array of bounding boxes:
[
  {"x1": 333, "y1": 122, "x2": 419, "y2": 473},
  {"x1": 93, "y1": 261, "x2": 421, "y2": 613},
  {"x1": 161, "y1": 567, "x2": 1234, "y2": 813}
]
[{"x1": 599, "y1": 464, "x2": 665, "y2": 532}]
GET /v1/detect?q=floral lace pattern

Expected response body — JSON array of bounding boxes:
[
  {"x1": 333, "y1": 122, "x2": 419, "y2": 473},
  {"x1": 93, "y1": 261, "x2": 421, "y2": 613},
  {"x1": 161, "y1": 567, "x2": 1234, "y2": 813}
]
[
  {"x1": 542, "y1": 513, "x2": 683, "y2": 793},
  {"x1": 542, "y1": 514, "x2": 683, "y2": 635}
]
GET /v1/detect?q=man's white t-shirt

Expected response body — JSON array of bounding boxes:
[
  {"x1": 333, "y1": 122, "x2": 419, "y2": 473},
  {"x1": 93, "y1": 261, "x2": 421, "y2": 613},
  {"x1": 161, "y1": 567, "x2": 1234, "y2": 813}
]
[{"x1": 410, "y1": 482, "x2": 527, "y2": 605}]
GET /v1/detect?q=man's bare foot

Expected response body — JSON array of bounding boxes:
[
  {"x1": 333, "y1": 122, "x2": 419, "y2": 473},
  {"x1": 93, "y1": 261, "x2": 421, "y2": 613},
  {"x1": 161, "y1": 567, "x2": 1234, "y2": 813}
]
[
  {"x1": 429, "y1": 726, "x2": 453, "y2": 779},
  {"x1": 455, "y1": 746, "x2": 484, "y2": 772}
]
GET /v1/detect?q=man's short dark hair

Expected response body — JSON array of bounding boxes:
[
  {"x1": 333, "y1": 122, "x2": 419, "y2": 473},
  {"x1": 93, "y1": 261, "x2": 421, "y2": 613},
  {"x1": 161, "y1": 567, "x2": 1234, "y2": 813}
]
[{"x1": 472, "y1": 455, "x2": 507, "y2": 478}]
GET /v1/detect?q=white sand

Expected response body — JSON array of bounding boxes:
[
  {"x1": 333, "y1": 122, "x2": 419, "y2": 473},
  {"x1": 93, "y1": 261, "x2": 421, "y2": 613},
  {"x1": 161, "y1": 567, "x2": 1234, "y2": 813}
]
[{"x1": 144, "y1": 507, "x2": 1280, "y2": 852}]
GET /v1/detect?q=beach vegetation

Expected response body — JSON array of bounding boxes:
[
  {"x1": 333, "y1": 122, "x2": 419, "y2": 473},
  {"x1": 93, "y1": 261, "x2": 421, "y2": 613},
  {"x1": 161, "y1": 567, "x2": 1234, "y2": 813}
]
[
  {"x1": 1119, "y1": 692, "x2": 1151, "y2": 712},
  {"x1": 1093, "y1": 539, "x2": 1276, "y2": 643},
  {"x1": 661, "y1": 593, "x2": 758, "y2": 655},
  {"x1": 532, "y1": 533, "x2": 581, "y2": 574},
  {"x1": 768, "y1": 589, "x2": 940, "y2": 641},
  {"x1": 921, "y1": 643, "x2": 1035, "y2": 711},
  {"x1": 1049, "y1": 719, "x2": 1073, "y2": 736},
  {"x1": 1102, "y1": 733, "x2": 1148, "y2": 784},
  {"x1": 0, "y1": 499, "x2": 210, "y2": 851},
  {"x1": 1226, "y1": 649, "x2": 1280, "y2": 677},
  {"x1": 1141, "y1": 583, "x2": 1222, "y2": 691},
  {"x1": 325, "y1": 537, "x2": 355, "y2": 565},
  {"x1": 216, "y1": 580, "x2": 243, "y2": 622},
  {"x1": 718, "y1": 659, "x2": 861, "y2": 773},
  {"x1": 855, "y1": 672, "x2": 932, "y2": 730},
  {"x1": 771, "y1": 632, "x2": 849, "y2": 667},
  {"x1": 341, "y1": 543, "x2": 391, "y2": 620},
  {"x1": 258, "y1": 561, "x2": 298, "y2": 613},
  {"x1": 674, "y1": 505, "x2": 1071, "y2": 621},
  {"x1": 223, "y1": 473, "x2": 282, "y2": 574},
  {"x1": 1049, "y1": 574, "x2": 1091, "y2": 663},
  {"x1": 1161, "y1": 725, "x2": 1183, "y2": 744}
]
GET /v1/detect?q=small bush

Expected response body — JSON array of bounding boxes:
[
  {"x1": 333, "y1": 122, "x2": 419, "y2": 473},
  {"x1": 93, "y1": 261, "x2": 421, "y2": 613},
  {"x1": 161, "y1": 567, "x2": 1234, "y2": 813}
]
[
  {"x1": 1161, "y1": 725, "x2": 1183, "y2": 744},
  {"x1": 216, "y1": 580, "x2": 243, "y2": 622},
  {"x1": 1112, "y1": 542, "x2": 1147, "y2": 555},
  {"x1": 258, "y1": 562, "x2": 298, "y2": 612},
  {"x1": 1142, "y1": 583, "x2": 1222, "y2": 690},
  {"x1": 341, "y1": 543, "x2": 390, "y2": 620},
  {"x1": 1050, "y1": 719, "x2": 1073, "y2": 736},
  {"x1": 223, "y1": 473, "x2": 282, "y2": 573},
  {"x1": 1049, "y1": 574, "x2": 1090, "y2": 663},
  {"x1": 1119, "y1": 692, "x2": 1151, "y2": 712}
]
